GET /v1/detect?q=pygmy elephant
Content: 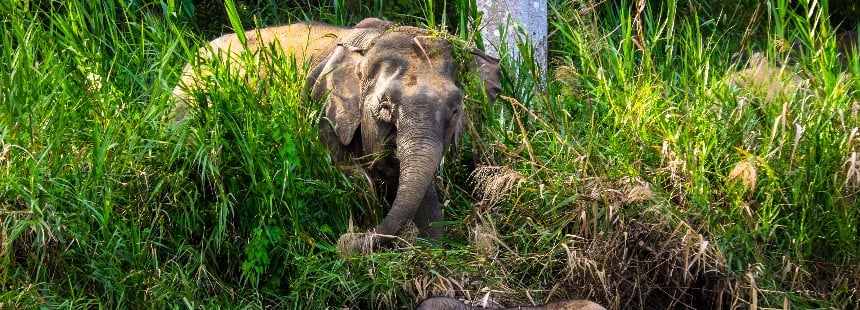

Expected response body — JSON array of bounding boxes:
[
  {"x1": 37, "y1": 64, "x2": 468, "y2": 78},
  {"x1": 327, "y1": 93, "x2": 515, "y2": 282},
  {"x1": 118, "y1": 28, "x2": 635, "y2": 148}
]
[{"x1": 172, "y1": 18, "x2": 502, "y2": 254}]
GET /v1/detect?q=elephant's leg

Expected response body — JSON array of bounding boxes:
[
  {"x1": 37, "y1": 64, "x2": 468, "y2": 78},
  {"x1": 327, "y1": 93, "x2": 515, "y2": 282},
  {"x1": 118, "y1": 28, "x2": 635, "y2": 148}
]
[{"x1": 414, "y1": 184, "x2": 443, "y2": 239}]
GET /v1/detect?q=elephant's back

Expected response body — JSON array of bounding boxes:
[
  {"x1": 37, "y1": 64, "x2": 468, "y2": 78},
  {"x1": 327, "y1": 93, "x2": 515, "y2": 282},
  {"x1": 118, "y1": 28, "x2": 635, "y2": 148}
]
[
  {"x1": 222, "y1": 22, "x2": 344, "y2": 67},
  {"x1": 206, "y1": 21, "x2": 386, "y2": 69}
]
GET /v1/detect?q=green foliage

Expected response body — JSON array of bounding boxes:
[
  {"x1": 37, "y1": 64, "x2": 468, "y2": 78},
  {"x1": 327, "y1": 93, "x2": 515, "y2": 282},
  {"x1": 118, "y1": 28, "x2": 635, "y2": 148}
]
[{"x1": 1, "y1": 0, "x2": 858, "y2": 309}]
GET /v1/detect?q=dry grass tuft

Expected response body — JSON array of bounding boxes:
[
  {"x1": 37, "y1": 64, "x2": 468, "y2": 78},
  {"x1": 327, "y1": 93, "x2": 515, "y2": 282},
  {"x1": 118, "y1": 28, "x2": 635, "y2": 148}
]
[
  {"x1": 470, "y1": 166, "x2": 523, "y2": 208},
  {"x1": 336, "y1": 232, "x2": 364, "y2": 257},
  {"x1": 554, "y1": 65, "x2": 582, "y2": 98},
  {"x1": 728, "y1": 159, "x2": 758, "y2": 195},
  {"x1": 471, "y1": 220, "x2": 500, "y2": 257},
  {"x1": 398, "y1": 251, "x2": 488, "y2": 305},
  {"x1": 657, "y1": 140, "x2": 691, "y2": 203},
  {"x1": 727, "y1": 52, "x2": 807, "y2": 101},
  {"x1": 620, "y1": 177, "x2": 654, "y2": 204},
  {"x1": 844, "y1": 151, "x2": 860, "y2": 189},
  {"x1": 580, "y1": 176, "x2": 655, "y2": 207}
]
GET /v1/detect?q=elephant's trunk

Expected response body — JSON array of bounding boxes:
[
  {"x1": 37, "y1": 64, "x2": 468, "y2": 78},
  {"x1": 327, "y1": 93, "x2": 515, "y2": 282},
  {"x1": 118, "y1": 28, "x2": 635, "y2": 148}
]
[{"x1": 374, "y1": 122, "x2": 444, "y2": 240}]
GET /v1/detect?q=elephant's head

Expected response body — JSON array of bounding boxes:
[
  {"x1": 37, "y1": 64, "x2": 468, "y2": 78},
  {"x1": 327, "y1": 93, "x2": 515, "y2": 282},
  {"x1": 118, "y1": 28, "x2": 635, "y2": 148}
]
[{"x1": 312, "y1": 27, "x2": 501, "y2": 253}]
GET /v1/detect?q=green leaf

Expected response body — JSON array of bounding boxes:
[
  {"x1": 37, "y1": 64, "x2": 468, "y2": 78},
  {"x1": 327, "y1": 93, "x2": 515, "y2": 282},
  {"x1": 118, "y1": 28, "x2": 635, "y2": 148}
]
[{"x1": 224, "y1": 0, "x2": 246, "y2": 46}]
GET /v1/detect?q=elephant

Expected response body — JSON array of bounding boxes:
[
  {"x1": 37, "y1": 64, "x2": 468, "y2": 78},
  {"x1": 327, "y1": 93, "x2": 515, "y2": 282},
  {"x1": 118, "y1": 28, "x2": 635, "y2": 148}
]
[
  {"x1": 172, "y1": 18, "x2": 502, "y2": 254},
  {"x1": 415, "y1": 297, "x2": 607, "y2": 310}
]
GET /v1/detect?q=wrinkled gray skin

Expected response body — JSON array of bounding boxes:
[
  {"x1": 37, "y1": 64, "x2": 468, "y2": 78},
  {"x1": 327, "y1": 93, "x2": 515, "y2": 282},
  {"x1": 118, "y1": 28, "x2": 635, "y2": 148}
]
[
  {"x1": 415, "y1": 297, "x2": 607, "y2": 310},
  {"x1": 173, "y1": 18, "x2": 502, "y2": 254}
]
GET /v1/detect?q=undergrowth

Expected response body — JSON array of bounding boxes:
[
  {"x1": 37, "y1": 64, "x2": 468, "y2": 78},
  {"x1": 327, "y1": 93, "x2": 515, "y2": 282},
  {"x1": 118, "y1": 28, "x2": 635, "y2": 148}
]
[{"x1": 1, "y1": 0, "x2": 857, "y2": 309}]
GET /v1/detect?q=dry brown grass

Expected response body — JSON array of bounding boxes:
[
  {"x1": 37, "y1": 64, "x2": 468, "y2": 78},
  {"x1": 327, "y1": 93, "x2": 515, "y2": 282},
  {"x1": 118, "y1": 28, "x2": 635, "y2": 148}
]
[
  {"x1": 726, "y1": 51, "x2": 807, "y2": 101},
  {"x1": 421, "y1": 166, "x2": 739, "y2": 309},
  {"x1": 409, "y1": 204, "x2": 733, "y2": 309},
  {"x1": 555, "y1": 204, "x2": 729, "y2": 309},
  {"x1": 844, "y1": 150, "x2": 860, "y2": 190},
  {"x1": 728, "y1": 159, "x2": 758, "y2": 196},
  {"x1": 470, "y1": 165, "x2": 524, "y2": 208}
]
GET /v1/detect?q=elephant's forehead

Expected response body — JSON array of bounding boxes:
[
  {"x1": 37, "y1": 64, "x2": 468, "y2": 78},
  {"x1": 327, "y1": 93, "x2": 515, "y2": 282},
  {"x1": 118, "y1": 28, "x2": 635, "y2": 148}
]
[
  {"x1": 366, "y1": 36, "x2": 457, "y2": 79},
  {"x1": 370, "y1": 33, "x2": 453, "y2": 60}
]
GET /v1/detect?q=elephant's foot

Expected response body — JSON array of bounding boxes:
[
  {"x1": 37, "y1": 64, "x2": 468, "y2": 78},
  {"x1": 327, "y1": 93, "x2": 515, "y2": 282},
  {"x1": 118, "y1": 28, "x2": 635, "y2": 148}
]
[
  {"x1": 336, "y1": 223, "x2": 421, "y2": 256},
  {"x1": 336, "y1": 231, "x2": 393, "y2": 256}
]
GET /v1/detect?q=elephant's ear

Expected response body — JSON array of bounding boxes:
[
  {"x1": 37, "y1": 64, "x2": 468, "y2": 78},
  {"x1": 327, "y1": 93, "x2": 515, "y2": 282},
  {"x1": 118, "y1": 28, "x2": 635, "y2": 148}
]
[
  {"x1": 471, "y1": 50, "x2": 503, "y2": 103},
  {"x1": 313, "y1": 44, "x2": 364, "y2": 146}
]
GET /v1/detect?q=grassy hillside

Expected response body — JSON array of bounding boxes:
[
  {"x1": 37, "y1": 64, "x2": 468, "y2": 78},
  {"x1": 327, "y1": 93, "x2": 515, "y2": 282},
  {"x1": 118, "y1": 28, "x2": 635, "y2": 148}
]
[{"x1": 1, "y1": 0, "x2": 857, "y2": 308}]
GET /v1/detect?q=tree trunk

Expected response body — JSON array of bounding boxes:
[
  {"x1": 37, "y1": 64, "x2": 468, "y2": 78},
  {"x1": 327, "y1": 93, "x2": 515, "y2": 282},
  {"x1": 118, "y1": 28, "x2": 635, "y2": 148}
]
[{"x1": 476, "y1": 0, "x2": 547, "y2": 72}]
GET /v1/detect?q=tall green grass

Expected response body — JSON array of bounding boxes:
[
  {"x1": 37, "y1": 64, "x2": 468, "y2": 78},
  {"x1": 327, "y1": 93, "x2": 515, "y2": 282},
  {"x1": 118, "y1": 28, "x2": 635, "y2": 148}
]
[
  {"x1": 1, "y1": 0, "x2": 857, "y2": 308},
  {"x1": 545, "y1": 0, "x2": 859, "y2": 307}
]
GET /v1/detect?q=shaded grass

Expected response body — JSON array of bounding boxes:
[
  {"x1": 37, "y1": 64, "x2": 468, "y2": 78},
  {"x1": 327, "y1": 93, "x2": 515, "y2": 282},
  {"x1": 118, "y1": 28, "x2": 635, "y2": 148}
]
[{"x1": 1, "y1": 0, "x2": 858, "y2": 309}]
